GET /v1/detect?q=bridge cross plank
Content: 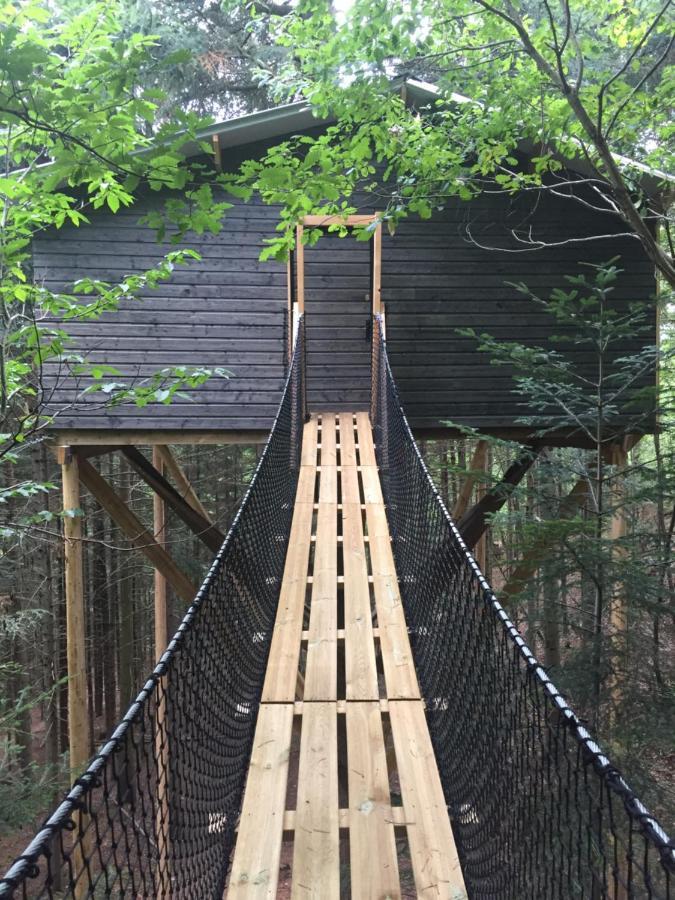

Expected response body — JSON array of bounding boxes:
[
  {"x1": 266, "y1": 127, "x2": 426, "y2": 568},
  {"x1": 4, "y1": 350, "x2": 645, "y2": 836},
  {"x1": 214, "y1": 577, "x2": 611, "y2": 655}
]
[{"x1": 229, "y1": 413, "x2": 467, "y2": 899}]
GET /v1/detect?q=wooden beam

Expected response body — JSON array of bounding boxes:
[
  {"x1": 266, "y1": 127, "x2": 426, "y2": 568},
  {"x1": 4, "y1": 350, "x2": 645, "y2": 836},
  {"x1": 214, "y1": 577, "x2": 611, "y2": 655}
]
[
  {"x1": 152, "y1": 447, "x2": 169, "y2": 656},
  {"x1": 50, "y1": 430, "x2": 268, "y2": 447},
  {"x1": 73, "y1": 445, "x2": 122, "y2": 460},
  {"x1": 152, "y1": 447, "x2": 171, "y2": 896},
  {"x1": 501, "y1": 478, "x2": 590, "y2": 599},
  {"x1": 475, "y1": 445, "x2": 490, "y2": 573},
  {"x1": 458, "y1": 445, "x2": 542, "y2": 550},
  {"x1": 76, "y1": 456, "x2": 197, "y2": 603},
  {"x1": 61, "y1": 449, "x2": 90, "y2": 897},
  {"x1": 302, "y1": 214, "x2": 378, "y2": 226},
  {"x1": 607, "y1": 444, "x2": 629, "y2": 733},
  {"x1": 61, "y1": 449, "x2": 89, "y2": 776},
  {"x1": 121, "y1": 447, "x2": 224, "y2": 554},
  {"x1": 154, "y1": 444, "x2": 213, "y2": 524},
  {"x1": 296, "y1": 225, "x2": 305, "y2": 314},
  {"x1": 372, "y1": 221, "x2": 382, "y2": 316},
  {"x1": 212, "y1": 134, "x2": 222, "y2": 172},
  {"x1": 452, "y1": 440, "x2": 488, "y2": 521}
]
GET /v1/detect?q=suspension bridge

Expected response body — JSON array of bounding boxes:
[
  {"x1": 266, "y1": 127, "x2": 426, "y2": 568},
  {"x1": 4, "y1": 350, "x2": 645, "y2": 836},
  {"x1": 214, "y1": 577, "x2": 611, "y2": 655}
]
[{"x1": 0, "y1": 318, "x2": 672, "y2": 899}]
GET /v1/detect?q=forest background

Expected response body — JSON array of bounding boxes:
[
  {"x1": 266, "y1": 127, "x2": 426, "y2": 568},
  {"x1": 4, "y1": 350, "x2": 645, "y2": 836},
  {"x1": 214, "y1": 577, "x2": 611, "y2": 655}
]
[{"x1": 0, "y1": 0, "x2": 673, "y2": 866}]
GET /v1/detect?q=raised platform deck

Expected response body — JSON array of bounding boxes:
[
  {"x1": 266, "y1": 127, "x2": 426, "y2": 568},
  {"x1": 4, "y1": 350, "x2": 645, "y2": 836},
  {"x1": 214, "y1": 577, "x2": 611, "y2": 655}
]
[{"x1": 228, "y1": 412, "x2": 466, "y2": 898}]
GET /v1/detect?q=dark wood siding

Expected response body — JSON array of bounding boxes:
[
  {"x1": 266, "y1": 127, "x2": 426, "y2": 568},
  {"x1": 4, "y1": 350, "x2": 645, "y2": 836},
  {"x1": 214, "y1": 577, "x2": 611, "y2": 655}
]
[
  {"x1": 304, "y1": 234, "x2": 371, "y2": 412},
  {"x1": 381, "y1": 188, "x2": 657, "y2": 433},
  {"x1": 35, "y1": 193, "x2": 287, "y2": 432},
  {"x1": 35, "y1": 130, "x2": 657, "y2": 439}
]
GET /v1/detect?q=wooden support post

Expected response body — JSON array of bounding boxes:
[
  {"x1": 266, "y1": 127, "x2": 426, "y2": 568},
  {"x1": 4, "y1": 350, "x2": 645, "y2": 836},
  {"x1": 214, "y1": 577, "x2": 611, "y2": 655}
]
[
  {"x1": 607, "y1": 444, "x2": 628, "y2": 734},
  {"x1": 60, "y1": 449, "x2": 90, "y2": 894},
  {"x1": 296, "y1": 225, "x2": 305, "y2": 314},
  {"x1": 152, "y1": 447, "x2": 171, "y2": 896},
  {"x1": 76, "y1": 455, "x2": 197, "y2": 603},
  {"x1": 61, "y1": 449, "x2": 89, "y2": 775},
  {"x1": 152, "y1": 447, "x2": 168, "y2": 658},
  {"x1": 475, "y1": 446, "x2": 490, "y2": 573},
  {"x1": 372, "y1": 220, "x2": 382, "y2": 316},
  {"x1": 212, "y1": 133, "x2": 222, "y2": 172},
  {"x1": 452, "y1": 440, "x2": 488, "y2": 522}
]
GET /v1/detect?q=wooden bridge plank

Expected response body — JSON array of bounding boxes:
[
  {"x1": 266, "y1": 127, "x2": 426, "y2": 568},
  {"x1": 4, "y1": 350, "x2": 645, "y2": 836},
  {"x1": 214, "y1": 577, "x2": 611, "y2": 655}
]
[
  {"x1": 389, "y1": 701, "x2": 467, "y2": 899},
  {"x1": 304, "y1": 502, "x2": 338, "y2": 700},
  {"x1": 338, "y1": 413, "x2": 357, "y2": 467},
  {"x1": 229, "y1": 704, "x2": 294, "y2": 898},
  {"x1": 355, "y1": 412, "x2": 377, "y2": 467},
  {"x1": 301, "y1": 416, "x2": 318, "y2": 466},
  {"x1": 262, "y1": 419, "x2": 317, "y2": 703},
  {"x1": 320, "y1": 414, "x2": 338, "y2": 466},
  {"x1": 346, "y1": 702, "x2": 400, "y2": 898},
  {"x1": 292, "y1": 702, "x2": 340, "y2": 899},
  {"x1": 342, "y1": 502, "x2": 379, "y2": 701},
  {"x1": 366, "y1": 503, "x2": 420, "y2": 700},
  {"x1": 319, "y1": 415, "x2": 338, "y2": 504},
  {"x1": 296, "y1": 465, "x2": 317, "y2": 505}
]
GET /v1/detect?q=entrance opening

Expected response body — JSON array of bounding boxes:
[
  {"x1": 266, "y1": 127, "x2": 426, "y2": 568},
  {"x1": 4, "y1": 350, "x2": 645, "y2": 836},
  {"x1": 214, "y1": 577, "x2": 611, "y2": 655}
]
[{"x1": 294, "y1": 216, "x2": 381, "y2": 413}]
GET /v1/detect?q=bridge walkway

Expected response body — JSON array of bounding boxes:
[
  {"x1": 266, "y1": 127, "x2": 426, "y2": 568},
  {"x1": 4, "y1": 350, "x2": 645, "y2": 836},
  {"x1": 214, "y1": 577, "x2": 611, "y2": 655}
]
[{"x1": 227, "y1": 411, "x2": 467, "y2": 898}]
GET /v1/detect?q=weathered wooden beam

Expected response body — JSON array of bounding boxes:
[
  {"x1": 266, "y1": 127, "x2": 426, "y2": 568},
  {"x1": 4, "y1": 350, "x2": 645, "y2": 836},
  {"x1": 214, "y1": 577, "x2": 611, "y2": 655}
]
[
  {"x1": 50, "y1": 430, "x2": 268, "y2": 447},
  {"x1": 372, "y1": 221, "x2": 382, "y2": 316},
  {"x1": 458, "y1": 445, "x2": 542, "y2": 550},
  {"x1": 212, "y1": 133, "x2": 222, "y2": 172},
  {"x1": 501, "y1": 478, "x2": 590, "y2": 599},
  {"x1": 76, "y1": 456, "x2": 197, "y2": 603},
  {"x1": 152, "y1": 447, "x2": 169, "y2": 656},
  {"x1": 74, "y1": 445, "x2": 122, "y2": 460},
  {"x1": 452, "y1": 440, "x2": 488, "y2": 521},
  {"x1": 296, "y1": 225, "x2": 305, "y2": 314},
  {"x1": 154, "y1": 444, "x2": 213, "y2": 524},
  {"x1": 60, "y1": 448, "x2": 91, "y2": 894},
  {"x1": 607, "y1": 443, "x2": 629, "y2": 733},
  {"x1": 60, "y1": 449, "x2": 89, "y2": 777},
  {"x1": 152, "y1": 447, "x2": 171, "y2": 894},
  {"x1": 121, "y1": 447, "x2": 224, "y2": 554}
]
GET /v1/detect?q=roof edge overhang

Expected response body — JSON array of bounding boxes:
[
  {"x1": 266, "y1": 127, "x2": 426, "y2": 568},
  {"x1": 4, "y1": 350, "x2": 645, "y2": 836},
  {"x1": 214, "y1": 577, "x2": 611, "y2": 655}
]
[{"x1": 195, "y1": 77, "x2": 672, "y2": 199}]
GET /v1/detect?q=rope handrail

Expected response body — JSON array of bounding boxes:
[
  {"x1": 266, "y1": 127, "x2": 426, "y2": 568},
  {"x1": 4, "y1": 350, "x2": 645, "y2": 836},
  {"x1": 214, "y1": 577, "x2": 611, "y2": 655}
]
[
  {"x1": 0, "y1": 318, "x2": 307, "y2": 899},
  {"x1": 371, "y1": 313, "x2": 674, "y2": 899}
]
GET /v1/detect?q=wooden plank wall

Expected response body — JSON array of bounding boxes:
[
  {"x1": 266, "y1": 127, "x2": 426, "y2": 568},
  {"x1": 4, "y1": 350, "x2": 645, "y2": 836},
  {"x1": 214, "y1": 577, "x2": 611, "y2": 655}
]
[
  {"x1": 34, "y1": 191, "x2": 287, "y2": 431},
  {"x1": 35, "y1": 130, "x2": 657, "y2": 437},
  {"x1": 381, "y1": 185, "x2": 657, "y2": 432},
  {"x1": 303, "y1": 234, "x2": 371, "y2": 412}
]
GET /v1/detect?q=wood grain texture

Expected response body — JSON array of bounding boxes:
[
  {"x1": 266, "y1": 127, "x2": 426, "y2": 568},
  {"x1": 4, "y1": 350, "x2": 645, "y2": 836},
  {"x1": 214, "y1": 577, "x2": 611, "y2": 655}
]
[
  {"x1": 292, "y1": 702, "x2": 340, "y2": 899},
  {"x1": 229, "y1": 704, "x2": 294, "y2": 898}
]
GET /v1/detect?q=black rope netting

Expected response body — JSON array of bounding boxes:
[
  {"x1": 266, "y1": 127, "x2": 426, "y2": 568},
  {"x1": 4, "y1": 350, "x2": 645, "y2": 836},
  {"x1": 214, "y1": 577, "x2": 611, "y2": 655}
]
[
  {"x1": 371, "y1": 315, "x2": 674, "y2": 900},
  {"x1": 0, "y1": 320, "x2": 307, "y2": 899}
]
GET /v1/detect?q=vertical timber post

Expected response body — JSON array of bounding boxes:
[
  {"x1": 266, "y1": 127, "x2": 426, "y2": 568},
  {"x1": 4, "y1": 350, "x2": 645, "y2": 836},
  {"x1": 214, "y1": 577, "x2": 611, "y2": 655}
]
[
  {"x1": 60, "y1": 448, "x2": 89, "y2": 893},
  {"x1": 608, "y1": 443, "x2": 628, "y2": 737},
  {"x1": 152, "y1": 446, "x2": 171, "y2": 896},
  {"x1": 475, "y1": 446, "x2": 490, "y2": 574}
]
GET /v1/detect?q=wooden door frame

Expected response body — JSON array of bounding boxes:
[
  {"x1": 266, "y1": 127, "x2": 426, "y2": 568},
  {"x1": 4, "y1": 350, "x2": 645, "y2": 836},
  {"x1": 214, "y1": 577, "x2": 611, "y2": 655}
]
[{"x1": 294, "y1": 214, "x2": 382, "y2": 319}]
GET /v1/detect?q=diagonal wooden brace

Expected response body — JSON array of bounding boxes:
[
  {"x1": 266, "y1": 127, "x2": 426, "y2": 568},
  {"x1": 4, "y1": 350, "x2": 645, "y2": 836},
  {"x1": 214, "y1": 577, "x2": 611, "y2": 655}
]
[
  {"x1": 76, "y1": 455, "x2": 198, "y2": 603},
  {"x1": 458, "y1": 444, "x2": 542, "y2": 550},
  {"x1": 121, "y1": 447, "x2": 225, "y2": 554}
]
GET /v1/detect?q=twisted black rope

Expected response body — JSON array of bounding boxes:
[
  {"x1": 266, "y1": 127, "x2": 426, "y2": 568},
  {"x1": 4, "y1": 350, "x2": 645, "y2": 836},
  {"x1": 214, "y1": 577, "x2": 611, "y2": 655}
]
[
  {"x1": 0, "y1": 318, "x2": 307, "y2": 900},
  {"x1": 371, "y1": 315, "x2": 674, "y2": 900}
]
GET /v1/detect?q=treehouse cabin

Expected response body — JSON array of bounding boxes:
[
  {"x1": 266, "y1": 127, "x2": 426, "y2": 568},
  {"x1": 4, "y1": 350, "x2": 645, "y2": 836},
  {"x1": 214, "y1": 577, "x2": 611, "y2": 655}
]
[
  {"x1": 37, "y1": 79, "x2": 659, "y2": 449},
  {"x1": 5, "y1": 79, "x2": 672, "y2": 900}
]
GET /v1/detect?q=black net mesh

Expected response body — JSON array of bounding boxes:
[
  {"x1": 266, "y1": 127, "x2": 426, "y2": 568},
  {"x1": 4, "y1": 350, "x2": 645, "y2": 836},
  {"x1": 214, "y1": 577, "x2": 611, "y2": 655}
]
[
  {"x1": 371, "y1": 316, "x2": 674, "y2": 900},
  {"x1": 0, "y1": 320, "x2": 307, "y2": 900}
]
